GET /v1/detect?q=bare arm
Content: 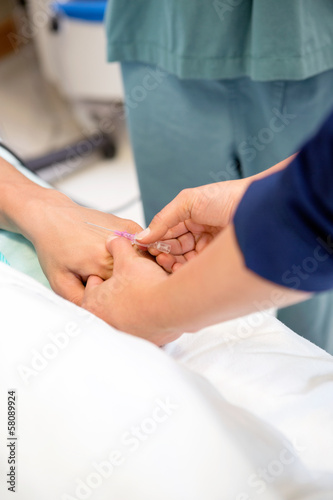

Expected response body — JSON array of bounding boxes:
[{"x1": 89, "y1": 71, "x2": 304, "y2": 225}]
[
  {"x1": 0, "y1": 157, "x2": 142, "y2": 303},
  {"x1": 248, "y1": 153, "x2": 297, "y2": 183},
  {"x1": 81, "y1": 224, "x2": 309, "y2": 345}
]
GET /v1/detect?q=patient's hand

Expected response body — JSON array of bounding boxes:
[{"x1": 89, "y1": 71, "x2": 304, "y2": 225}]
[
  {"x1": 28, "y1": 190, "x2": 142, "y2": 305},
  {"x1": 81, "y1": 236, "x2": 178, "y2": 346}
]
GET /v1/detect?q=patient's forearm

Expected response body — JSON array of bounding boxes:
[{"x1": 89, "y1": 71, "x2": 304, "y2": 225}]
[
  {"x1": 0, "y1": 157, "x2": 67, "y2": 242},
  {"x1": 0, "y1": 157, "x2": 43, "y2": 235},
  {"x1": 153, "y1": 224, "x2": 309, "y2": 335}
]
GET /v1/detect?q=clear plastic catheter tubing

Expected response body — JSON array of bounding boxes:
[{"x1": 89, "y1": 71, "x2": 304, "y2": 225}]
[{"x1": 85, "y1": 222, "x2": 171, "y2": 254}]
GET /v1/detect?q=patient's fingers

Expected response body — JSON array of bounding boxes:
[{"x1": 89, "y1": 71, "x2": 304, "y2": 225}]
[
  {"x1": 149, "y1": 233, "x2": 196, "y2": 257},
  {"x1": 156, "y1": 253, "x2": 187, "y2": 273},
  {"x1": 156, "y1": 244, "x2": 204, "y2": 273},
  {"x1": 53, "y1": 272, "x2": 85, "y2": 306},
  {"x1": 150, "y1": 229, "x2": 213, "y2": 261}
]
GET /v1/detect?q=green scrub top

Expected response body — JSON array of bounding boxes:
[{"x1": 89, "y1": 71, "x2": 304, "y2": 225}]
[{"x1": 105, "y1": 0, "x2": 333, "y2": 81}]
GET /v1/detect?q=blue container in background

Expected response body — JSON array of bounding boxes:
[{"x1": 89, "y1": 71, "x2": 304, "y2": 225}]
[
  {"x1": 53, "y1": 1, "x2": 107, "y2": 22},
  {"x1": 48, "y1": 0, "x2": 124, "y2": 100}
]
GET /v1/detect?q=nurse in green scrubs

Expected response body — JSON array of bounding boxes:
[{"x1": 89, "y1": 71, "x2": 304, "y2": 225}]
[{"x1": 104, "y1": 0, "x2": 333, "y2": 352}]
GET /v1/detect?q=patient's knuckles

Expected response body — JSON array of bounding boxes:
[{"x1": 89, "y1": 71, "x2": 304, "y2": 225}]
[
  {"x1": 125, "y1": 220, "x2": 143, "y2": 234},
  {"x1": 106, "y1": 215, "x2": 142, "y2": 235},
  {"x1": 48, "y1": 274, "x2": 64, "y2": 296}
]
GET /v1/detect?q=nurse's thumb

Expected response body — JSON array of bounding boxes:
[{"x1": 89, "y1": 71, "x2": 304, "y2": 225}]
[
  {"x1": 85, "y1": 275, "x2": 104, "y2": 292},
  {"x1": 136, "y1": 195, "x2": 189, "y2": 244},
  {"x1": 106, "y1": 235, "x2": 136, "y2": 267}
]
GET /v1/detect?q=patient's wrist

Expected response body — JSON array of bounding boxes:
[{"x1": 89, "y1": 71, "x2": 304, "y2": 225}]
[
  {"x1": 0, "y1": 158, "x2": 60, "y2": 238},
  {"x1": 0, "y1": 179, "x2": 44, "y2": 236},
  {"x1": 21, "y1": 189, "x2": 74, "y2": 245},
  {"x1": 2, "y1": 179, "x2": 71, "y2": 243}
]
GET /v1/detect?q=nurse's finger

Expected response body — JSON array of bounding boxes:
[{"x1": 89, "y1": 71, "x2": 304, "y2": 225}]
[
  {"x1": 195, "y1": 232, "x2": 215, "y2": 253},
  {"x1": 106, "y1": 236, "x2": 137, "y2": 268},
  {"x1": 161, "y1": 222, "x2": 191, "y2": 240},
  {"x1": 136, "y1": 190, "x2": 195, "y2": 244},
  {"x1": 154, "y1": 221, "x2": 207, "y2": 241}
]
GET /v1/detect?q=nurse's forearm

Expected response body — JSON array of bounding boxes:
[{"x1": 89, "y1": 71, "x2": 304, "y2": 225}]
[
  {"x1": 249, "y1": 154, "x2": 297, "y2": 183},
  {"x1": 155, "y1": 224, "x2": 309, "y2": 334}
]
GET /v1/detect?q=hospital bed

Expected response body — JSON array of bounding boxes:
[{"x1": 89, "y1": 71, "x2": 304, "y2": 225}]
[{"x1": 0, "y1": 147, "x2": 333, "y2": 499}]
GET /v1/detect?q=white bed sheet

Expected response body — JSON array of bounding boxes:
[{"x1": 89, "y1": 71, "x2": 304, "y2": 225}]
[
  {"x1": 164, "y1": 313, "x2": 333, "y2": 475},
  {"x1": 0, "y1": 263, "x2": 332, "y2": 500}
]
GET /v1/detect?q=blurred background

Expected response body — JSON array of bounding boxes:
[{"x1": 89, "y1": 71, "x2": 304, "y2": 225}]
[{"x1": 0, "y1": 0, "x2": 144, "y2": 226}]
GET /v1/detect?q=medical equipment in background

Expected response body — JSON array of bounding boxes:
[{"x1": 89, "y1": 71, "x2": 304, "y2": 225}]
[{"x1": 24, "y1": 0, "x2": 124, "y2": 178}]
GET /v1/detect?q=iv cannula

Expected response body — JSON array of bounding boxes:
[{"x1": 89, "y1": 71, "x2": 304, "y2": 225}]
[{"x1": 85, "y1": 222, "x2": 171, "y2": 254}]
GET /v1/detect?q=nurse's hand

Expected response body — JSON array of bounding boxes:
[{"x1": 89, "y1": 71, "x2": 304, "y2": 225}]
[
  {"x1": 81, "y1": 236, "x2": 178, "y2": 346},
  {"x1": 27, "y1": 190, "x2": 142, "y2": 305},
  {"x1": 135, "y1": 155, "x2": 296, "y2": 273},
  {"x1": 135, "y1": 179, "x2": 249, "y2": 272}
]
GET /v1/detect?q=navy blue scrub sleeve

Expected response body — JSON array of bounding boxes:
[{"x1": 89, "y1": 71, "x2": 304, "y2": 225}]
[{"x1": 234, "y1": 111, "x2": 333, "y2": 292}]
